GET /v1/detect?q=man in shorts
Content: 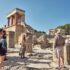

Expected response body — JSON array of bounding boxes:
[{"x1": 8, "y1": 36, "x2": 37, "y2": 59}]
[{"x1": 54, "y1": 31, "x2": 65, "y2": 68}]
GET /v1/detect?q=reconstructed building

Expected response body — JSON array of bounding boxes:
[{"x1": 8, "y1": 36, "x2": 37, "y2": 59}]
[
  {"x1": 48, "y1": 28, "x2": 65, "y2": 36},
  {"x1": 4, "y1": 8, "x2": 26, "y2": 48}
]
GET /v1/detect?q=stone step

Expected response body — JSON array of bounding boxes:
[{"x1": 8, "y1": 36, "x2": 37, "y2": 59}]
[
  {"x1": 26, "y1": 63, "x2": 52, "y2": 69},
  {"x1": 29, "y1": 55, "x2": 53, "y2": 59},
  {"x1": 27, "y1": 58, "x2": 52, "y2": 64}
]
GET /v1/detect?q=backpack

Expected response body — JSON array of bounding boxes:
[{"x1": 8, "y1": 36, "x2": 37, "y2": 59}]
[
  {"x1": 55, "y1": 35, "x2": 65, "y2": 47},
  {"x1": 0, "y1": 39, "x2": 7, "y2": 50}
]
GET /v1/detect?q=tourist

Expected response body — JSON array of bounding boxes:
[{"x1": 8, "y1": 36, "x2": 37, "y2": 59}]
[
  {"x1": 2, "y1": 30, "x2": 7, "y2": 61},
  {"x1": 54, "y1": 31, "x2": 65, "y2": 68},
  {"x1": 19, "y1": 34, "x2": 26, "y2": 59},
  {"x1": 0, "y1": 29, "x2": 7, "y2": 68},
  {"x1": 25, "y1": 32, "x2": 33, "y2": 55}
]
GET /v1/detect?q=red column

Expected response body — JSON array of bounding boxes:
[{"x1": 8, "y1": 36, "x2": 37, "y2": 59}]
[
  {"x1": 8, "y1": 17, "x2": 10, "y2": 27},
  {"x1": 11, "y1": 16, "x2": 13, "y2": 25},
  {"x1": 15, "y1": 13, "x2": 18, "y2": 25}
]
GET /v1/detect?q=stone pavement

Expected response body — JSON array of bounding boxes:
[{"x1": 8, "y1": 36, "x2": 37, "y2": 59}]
[
  {"x1": 0, "y1": 53, "x2": 27, "y2": 70},
  {"x1": 0, "y1": 48, "x2": 70, "y2": 70}
]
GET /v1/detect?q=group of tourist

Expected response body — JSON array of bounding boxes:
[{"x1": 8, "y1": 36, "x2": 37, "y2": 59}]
[{"x1": 0, "y1": 28, "x2": 70, "y2": 69}]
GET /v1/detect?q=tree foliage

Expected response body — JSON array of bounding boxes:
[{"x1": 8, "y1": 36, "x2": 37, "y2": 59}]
[
  {"x1": 56, "y1": 24, "x2": 70, "y2": 35},
  {"x1": 56, "y1": 26, "x2": 65, "y2": 29}
]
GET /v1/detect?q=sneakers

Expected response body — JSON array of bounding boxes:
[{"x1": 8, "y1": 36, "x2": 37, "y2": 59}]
[{"x1": 56, "y1": 67, "x2": 61, "y2": 69}]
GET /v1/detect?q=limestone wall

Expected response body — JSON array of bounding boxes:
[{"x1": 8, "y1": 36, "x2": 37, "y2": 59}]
[
  {"x1": 64, "y1": 45, "x2": 70, "y2": 65},
  {"x1": 5, "y1": 25, "x2": 16, "y2": 32},
  {"x1": 6, "y1": 31, "x2": 15, "y2": 48},
  {"x1": 15, "y1": 25, "x2": 24, "y2": 43}
]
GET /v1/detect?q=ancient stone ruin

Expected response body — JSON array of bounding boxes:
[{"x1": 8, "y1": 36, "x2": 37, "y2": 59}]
[
  {"x1": 3, "y1": 8, "x2": 70, "y2": 68},
  {"x1": 4, "y1": 8, "x2": 50, "y2": 53}
]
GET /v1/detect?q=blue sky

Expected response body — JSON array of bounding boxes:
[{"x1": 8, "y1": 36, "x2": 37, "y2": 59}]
[{"x1": 0, "y1": 0, "x2": 70, "y2": 32}]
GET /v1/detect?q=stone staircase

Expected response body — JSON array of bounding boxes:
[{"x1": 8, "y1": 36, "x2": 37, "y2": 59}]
[
  {"x1": 25, "y1": 48, "x2": 53, "y2": 70},
  {"x1": 5, "y1": 46, "x2": 70, "y2": 70},
  {"x1": 25, "y1": 47, "x2": 69, "y2": 70}
]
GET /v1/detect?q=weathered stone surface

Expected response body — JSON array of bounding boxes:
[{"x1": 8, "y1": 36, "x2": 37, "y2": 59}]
[
  {"x1": 0, "y1": 47, "x2": 69, "y2": 70},
  {"x1": 36, "y1": 34, "x2": 51, "y2": 49}
]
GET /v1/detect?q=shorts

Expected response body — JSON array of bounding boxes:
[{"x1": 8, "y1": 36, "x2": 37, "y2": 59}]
[
  {"x1": 55, "y1": 46, "x2": 64, "y2": 58},
  {"x1": 0, "y1": 49, "x2": 6, "y2": 56}
]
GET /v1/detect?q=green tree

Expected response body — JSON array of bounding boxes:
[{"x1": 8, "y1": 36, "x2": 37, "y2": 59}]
[
  {"x1": 64, "y1": 24, "x2": 70, "y2": 35},
  {"x1": 56, "y1": 24, "x2": 70, "y2": 35},
  {"x1": 56, "y1": 26, "x2": 65, "y2": 29}
]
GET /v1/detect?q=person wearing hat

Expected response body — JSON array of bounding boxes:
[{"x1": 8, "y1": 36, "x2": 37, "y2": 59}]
[
  {"x1": 0, "y1": 29, "x2": 7, "y2": 68},
  {"x1": 53, "y1": 30, "x2": 65, "y2": 68}
]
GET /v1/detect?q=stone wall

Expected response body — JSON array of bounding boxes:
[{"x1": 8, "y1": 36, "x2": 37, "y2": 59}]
[
  {"x1": 6, "y1": 31, "x2": 15, "y2": 48},
  {"x1": 15, "y1": 24, "x2": 25, "y2": 43},
  {"x1": 64, "y1": 45, "x2": 70, "y2": 65}
]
